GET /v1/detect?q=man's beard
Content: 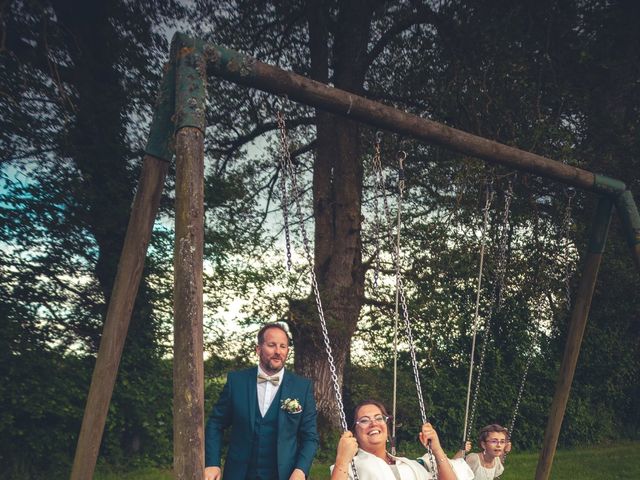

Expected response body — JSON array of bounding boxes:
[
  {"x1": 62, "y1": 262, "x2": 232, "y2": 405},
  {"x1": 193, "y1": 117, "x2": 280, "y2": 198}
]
[{"x1": 262, "y1": 357, "x2": 285, "y2": 373}]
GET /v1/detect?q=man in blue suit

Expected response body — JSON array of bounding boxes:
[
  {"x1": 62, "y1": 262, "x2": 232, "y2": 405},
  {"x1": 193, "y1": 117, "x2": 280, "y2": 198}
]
[{"x1": 204, "y1": 323, "x2": 319, "y2": 480}]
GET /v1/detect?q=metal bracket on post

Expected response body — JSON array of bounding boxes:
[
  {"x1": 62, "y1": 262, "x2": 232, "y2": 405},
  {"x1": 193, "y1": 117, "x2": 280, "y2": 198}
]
[
  {"x1": 144, "y1": 38, "x2": 177, "y2": 163},
  {"x1": 174, "y1": 32, "x2": 207, "y2": 133},
  {"x1": 614, "y1": 189, "x2": 640, "y2": 271}
]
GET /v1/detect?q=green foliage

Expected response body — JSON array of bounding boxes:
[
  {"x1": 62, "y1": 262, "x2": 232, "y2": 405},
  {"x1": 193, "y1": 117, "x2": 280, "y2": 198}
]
[
  {"x1": 1, "y1": 0, "x2": 638, "y2": 475},
  {"x1": 0, "y1": 349, "x2": 90, "y2": 478}
]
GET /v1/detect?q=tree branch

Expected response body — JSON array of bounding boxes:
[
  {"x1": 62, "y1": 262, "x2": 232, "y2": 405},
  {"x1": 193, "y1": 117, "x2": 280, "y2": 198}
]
[
  {"x1": 209, "y1": 116, "x2": 316, "y2": 157},
  {"x1": 365, "y1": 5, "x2": 442, "y2": 69}
]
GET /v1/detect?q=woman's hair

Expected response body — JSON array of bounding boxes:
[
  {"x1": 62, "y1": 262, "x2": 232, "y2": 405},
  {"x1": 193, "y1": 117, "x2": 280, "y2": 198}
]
[
  {"x1": 351, "y1": 399, "x2": 390, "y2": 428},
  {"x1": 478, "y1": 424, "x2": 509, "y2": 443}
]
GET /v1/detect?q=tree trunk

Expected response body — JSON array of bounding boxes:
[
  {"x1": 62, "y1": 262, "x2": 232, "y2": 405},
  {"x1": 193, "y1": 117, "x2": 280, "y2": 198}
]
[
  {"x1": 291, "y1": 0, "x2": 373, "y2": 432},
  {"x1": 52, "y1": 0, "x2": 161, "y2": 457}
]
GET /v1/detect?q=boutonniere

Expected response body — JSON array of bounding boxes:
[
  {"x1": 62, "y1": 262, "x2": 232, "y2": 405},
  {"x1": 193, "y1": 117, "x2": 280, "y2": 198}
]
[{"x1": 281, "y1": 397, "x2": 302, "y2": 414}]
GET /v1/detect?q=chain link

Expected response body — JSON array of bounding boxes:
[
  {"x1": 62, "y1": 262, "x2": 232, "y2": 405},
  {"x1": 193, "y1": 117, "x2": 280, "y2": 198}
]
[
  {"x1": 276, "y1": 110, "x2": 358, "y2": 479},
  {"x1": 466, "y1": 179, "x2": 513, "y2": 441},
  {"x1": 507, "y1": 188, "x2": 571, "y2": 451},
  {"x1": 506, "y1": 320, "x2": 542, "y2": 443},
  {"x1": 561, "y1": 188, "x2": 575, "y2": 311},
  {"x1": 276, "y1": 111, "x2": 293, "y2": 271},
  {"x1": 371, "y1": 146, "x2": 437, "y2": 477},
  {"x1": 372, "y1": 133, "x2": 383, "y2": 289}
]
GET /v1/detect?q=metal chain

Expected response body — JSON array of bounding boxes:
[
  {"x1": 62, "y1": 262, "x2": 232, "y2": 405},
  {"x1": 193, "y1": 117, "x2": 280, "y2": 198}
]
[
  {"x1": 276, "y1": 110, "x2": 359, "y2": 479},
  {"x1": 276, "y1": 111, "x2": 293, "y2": 271},
  {"x1": 466, "y1": 179, "x2": 513, "y2": 441},
  {"x1": 495, "y1": 181, "x2": 513, "y2": 309},
  {"x1": 561, "y1": 188, "x2": 575, "y2": 311},
  {"x1": 507, "y1": 319, "x2": 542, "y2": 443},
  {"x1": 506, "y1": 188, "x2": 566, "y2": 451},
  {"x1": 373, "y1": 149, "x2": 428, "y2": 421},
  {"x1": 372, "y1": 132, "x2": 383, "y2": 289},
  {"x1": 372, "y1": 148, "x2": 437, "y2": 477}
]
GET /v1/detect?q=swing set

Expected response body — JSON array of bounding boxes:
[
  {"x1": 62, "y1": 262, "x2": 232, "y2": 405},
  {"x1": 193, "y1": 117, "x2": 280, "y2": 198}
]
[{"x1": 70, "y1": 33, "x2": 640, "y2": 480}]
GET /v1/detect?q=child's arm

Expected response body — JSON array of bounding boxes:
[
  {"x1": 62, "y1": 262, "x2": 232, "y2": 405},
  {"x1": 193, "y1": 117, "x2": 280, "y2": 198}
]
[
  {"x1": 452, "y1": 441, "x2": 471, "y2": 459},
  {"x1": 499, "y1": 440, "x2": 513, "y2": 463},
  {"x1": 505, "y1": 440, "x2": 512, "y2": 454}
]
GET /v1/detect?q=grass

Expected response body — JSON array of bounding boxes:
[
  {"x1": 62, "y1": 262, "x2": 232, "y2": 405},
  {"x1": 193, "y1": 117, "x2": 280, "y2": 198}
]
[
  {"x1": 94, "y1": 466, "x2": 173, "y2": 480},
  {"x1": 94, "y1": 441, "x2": 640, "y2": 479},
  {"x1": 497, "y1": 441, "x2": 640, "y2": 479}
]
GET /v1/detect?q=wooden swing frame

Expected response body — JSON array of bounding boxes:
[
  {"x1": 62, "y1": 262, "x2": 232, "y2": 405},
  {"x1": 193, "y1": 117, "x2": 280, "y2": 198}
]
[{"x1": 70, "y1": 33, "x2": 640, "y2": 480}]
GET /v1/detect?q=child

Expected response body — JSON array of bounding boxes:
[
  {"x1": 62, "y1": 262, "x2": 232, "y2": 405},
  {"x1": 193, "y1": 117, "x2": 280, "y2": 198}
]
[{"x1": 459, "y1": 424, "x2": 512, "y2": 479}]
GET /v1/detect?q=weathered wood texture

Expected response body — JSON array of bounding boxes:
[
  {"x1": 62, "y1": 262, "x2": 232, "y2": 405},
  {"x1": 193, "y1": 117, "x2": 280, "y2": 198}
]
[
  {"x1": 206, "y1": 47, "x2": 597, "y2": 191},
  {"x1": 173, "y1": 126, "x2": 205, "y2": 480},
  {"x1": 70, "y1": 155, "x2": 168, "y2": 480},
  {"x1": 535, "y1": 198, "x2": 613, "y2": 480}
]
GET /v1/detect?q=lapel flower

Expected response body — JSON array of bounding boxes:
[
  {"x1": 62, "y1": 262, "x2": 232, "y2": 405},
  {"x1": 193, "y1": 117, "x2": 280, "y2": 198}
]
[{"x1": 281, "y1": 397, "x2": 302, "y2": 414}]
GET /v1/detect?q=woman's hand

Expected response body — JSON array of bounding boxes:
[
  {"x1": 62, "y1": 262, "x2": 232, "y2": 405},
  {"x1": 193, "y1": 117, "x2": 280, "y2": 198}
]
[
  {"x1": 418, "y1": 423, "x2": 443, "y2": 452},
  {"x1": 505, "y1": 441, "x2": 512, "y2": 454},
  {"x1": 335, "y1": 431, "x2": 359, "y2": 465},
  {"x1": 465, "y1": 440, "x2": 472, "y2": 453}
]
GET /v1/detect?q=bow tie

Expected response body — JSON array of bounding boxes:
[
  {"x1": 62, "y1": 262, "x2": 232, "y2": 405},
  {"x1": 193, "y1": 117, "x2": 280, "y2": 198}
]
[{"x1": 257, "y1": 374, "x2": 280, "y2": 386}]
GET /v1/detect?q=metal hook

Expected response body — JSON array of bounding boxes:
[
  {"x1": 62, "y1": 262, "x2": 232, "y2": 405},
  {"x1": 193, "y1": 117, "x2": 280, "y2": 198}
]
[
  {"x1": 376, "y1": 131, "x2": 384, "y2": 142},
  {"x1": 397, "y1": 150, "x2": 407, "y2": 168},
  {"x1": 565, "y1": 187, "x2": 576, "y2": 200}
]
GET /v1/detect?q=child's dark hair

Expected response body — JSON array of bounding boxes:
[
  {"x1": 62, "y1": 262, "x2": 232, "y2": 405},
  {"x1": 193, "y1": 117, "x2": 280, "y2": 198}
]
[{"x1": 479, "y1": 424, "x2": 509, "y2": 444}]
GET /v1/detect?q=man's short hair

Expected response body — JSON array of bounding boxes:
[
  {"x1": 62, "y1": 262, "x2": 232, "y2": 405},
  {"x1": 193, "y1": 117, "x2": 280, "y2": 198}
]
[{"x1": 257, "y1": 322, "x2": 292, "y2": 346}]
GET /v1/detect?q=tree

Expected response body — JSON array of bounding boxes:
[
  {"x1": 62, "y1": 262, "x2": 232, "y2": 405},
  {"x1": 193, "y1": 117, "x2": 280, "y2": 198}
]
[
  {"x1": 1, "y1": 0, "x2": 185, "y2": 472},
  {"x1": 195, "y1": 0, "x2": 639, "y2": 445}
]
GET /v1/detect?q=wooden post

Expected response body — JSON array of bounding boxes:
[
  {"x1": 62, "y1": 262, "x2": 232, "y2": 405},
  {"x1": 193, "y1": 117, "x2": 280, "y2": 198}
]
[
  {"x1": 534, "y1": 196, "x2": 613, "y2": 480},
  {"x1": 172, "y1": 33, "x2": 207, "y2": 480},
  {"x1": 173, "y1": 127, "x2": 205, "y2": 479},
  {"x1": 70, "y1": 154, "x2": 168, "y2": 480},
  {"x1": 614, "y1": 189, "x2": 640, "y2": 271}
]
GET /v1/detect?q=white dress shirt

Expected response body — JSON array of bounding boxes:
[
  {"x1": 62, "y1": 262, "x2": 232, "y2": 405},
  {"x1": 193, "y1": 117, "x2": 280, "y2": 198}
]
[{"x1": 256, "y1": 365, "x2": 284, "y2": 416}]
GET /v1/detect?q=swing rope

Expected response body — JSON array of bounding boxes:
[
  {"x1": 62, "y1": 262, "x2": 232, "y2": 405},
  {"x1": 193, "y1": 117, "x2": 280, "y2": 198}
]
[
  {"x1": 276, "y1": 110, "x2": 360, "y2": 479},
  {"x1": 391, "y1": 150, "x2": 407, "y2": 456},
  {"x1": 462, "y1": 181, "x2": 494, "y2": 449}
]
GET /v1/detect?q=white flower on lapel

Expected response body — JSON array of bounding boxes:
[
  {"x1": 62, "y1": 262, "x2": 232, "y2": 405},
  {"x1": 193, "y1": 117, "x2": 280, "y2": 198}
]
[{"x1": 281, "y1": 397, "x2": 302, "y2": 414}]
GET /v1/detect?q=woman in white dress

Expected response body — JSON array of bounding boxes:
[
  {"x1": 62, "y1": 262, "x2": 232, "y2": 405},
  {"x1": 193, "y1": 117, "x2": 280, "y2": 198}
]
[
  {"x1": 331, "y1": 399, "x2": 473, "y2": 480},
  {"x1": 463, "y1": 424, "x2": 512, "y2": 479}
]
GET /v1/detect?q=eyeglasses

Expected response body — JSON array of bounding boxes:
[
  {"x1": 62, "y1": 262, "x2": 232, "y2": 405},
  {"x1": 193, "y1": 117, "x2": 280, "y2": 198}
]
[
  {"x1": 486, "y1": 439, "x2": 508, "y2": 445},
  {"x1": 355, "y1": 414, "x2": 390, "y2": 427}
]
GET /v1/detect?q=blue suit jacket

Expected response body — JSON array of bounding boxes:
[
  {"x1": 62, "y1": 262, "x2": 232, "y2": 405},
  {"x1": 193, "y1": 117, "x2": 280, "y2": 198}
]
[{"x1": 205, "y1": 367, "x2": 319, "y2": 480}]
